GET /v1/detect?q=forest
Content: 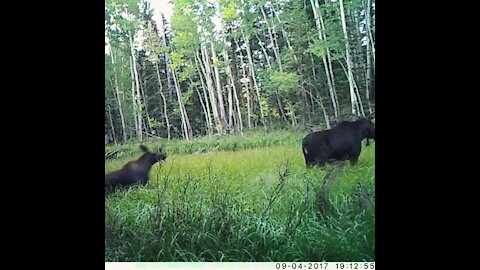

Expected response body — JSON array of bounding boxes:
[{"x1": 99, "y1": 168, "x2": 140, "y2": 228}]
[
  {"x1": 105, "y1": 0, "x2": 375, "y2": 262},
  {"x1": 105, "y1": 0, "x2": 375, "y2": 143}
]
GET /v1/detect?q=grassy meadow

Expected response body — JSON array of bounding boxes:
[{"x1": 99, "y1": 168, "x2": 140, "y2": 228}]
[{"x1": 105, "y1": 131, "x2": 375, "y2": 262}]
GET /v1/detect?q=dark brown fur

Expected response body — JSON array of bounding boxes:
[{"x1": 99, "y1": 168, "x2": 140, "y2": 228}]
[
  {"x1": 302, "y1": 117, "x2": 375, "y2": 167},
  {"x1": 105, "y1": 145, "x2": 167, "y2": 192}
]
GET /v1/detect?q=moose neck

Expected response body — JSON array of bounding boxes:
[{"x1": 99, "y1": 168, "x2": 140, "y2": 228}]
[
  {"x1": 138, "y1": 153, "x2": 156, "y2": 166},
  {"x1": 353, "y1": 120, "x2": 369, "y2": 140}
]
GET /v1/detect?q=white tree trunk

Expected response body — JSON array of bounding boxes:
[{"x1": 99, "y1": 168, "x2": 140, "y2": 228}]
[
  {"x1": 303, "y1": 87, "x2": 330, "y2": 129},
  {"x1": 129, "y1": 55, "x2": 139, "y2": 137},
  {"x1": 253, "y1": 33, "x2": 286, "y2": 122},
  {"x1": 171, "y1": 66, "x2": 191, "y2": 140},
  {"x1": 364, "y1": 0, "x2": 374, "y2": 112},
  {"x1": 339, "y1": 0, "x2": 360, "y2": 116},
  {"x1": 190, "y1": 75, "x2": 211, "y2": 137},
  {"x1": 232, "y1": 79, "x2": 243, "y2": 135},
  {"x1": 199, "y1": 46, "x2": 222, "y2": 133},
  {"x1": 366, "y1": 0, "x2": 375, "y2": 66},
  {"x1": 271, "y1": 3, "x2": 298, "y2": 64},
  {"x1": 221, "y1": 20, "x2": 240, "y2": 133},
  {"x1": 254, "y1": 33, "x2": 272, "y2": 68},
  {"x1": 227, "y1": 84, "x2": 233, "y2": 129},
  {"x1": 235, "y1": 37, "x2": 252, "y2": 129},
  {"x1": 272, "y1": 4, "x2": 315, "y2": 126},
  {"x1": 338, "y1": 57, "x2": 365, "y2": 117},
  {"x1": 310, "y1": 0, "x2": 339, "y2": 118},
  {"x1": 211, "y1": 43, "x2": 229, "y2": 131},
  {"x1": 318, "y1": 7, "x2": 340, "y2": 116},
  {"x1": 140, "y1": 77, "x2": 152, "y2": 135},
  {"x1": 195, "y1": 86, "x2": 210, "y2": 136},
  {"x1": 110, "y1": 48, "x2": 127, "y2": 142},
  {"x1": 193, "y1": 53, "x2": 213, "y2": 137},
  {"x1": 365, "y1": 38, "x2": 373, "y2": 114},
  {"x1": 155, "y1": 62, "x2": 171, "y2": 140},
  {"x1": 128, "y1": 31, "x2": 143, "y2": 140},
  {"x1": 243, "y1": 30, "x2": 267, "y2": 130},
  {"x1": 260, "y1": 6, "x2": 282, "y2": 71},
  {"x1": 158, "y1": 14, "x2": 174, "y2": 102},
  {"x1": 107, "y1": 104, "x2": 117, "y2": 145}
]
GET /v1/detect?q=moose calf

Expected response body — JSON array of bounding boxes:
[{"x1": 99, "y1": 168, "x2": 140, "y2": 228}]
[{"x1": 105, "y1": 145, "x2": 167, "y2": 192}]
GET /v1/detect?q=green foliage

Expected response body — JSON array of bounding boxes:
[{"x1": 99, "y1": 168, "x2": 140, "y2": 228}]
[
  {"x1": 306, "y1": 36, "x2": 343, "y2": 60},
  {"x1": 269, "y1": 71, "x2": 300, "y2": 95},
  {"x1": 279, "y1": 50, "x2": 297, "y2": 71},
  {"x1": 182, "y1": 83, "x2": 195, "y2": 103},
  {"x1": 169, "y1": 51, "x2": 186, "y2": 69},
  {"x1": 147, "y1": 117, "x2": 161, "y2": 130},
  {"x1": 306, "y1": 39, "x2": 328, "y2": 58},
  {"x1": 221, "y1": 0, "x2": 238, "y2": 21},
  {"x1": 177, "y1": 64, "x2": 197, "y2": 82},
  {"x1": 171, "y1": 12, "x2": 200, "y2": 49}
]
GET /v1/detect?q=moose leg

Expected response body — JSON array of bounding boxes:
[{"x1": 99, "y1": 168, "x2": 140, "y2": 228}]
[
  {"x1": 349, "y1": 157, "x2": 359, "y2": 166},
  {"x1": 305, "y1": 157, "x2": 319, "y2": 168},
  {"x1": 349, "y1": 143, "x2": 361, "y2": 166}
]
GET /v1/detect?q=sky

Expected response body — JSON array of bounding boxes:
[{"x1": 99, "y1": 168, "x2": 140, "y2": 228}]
[
  {"x1": 150, "y1": 0, "x2": 173, "y2": 26},
  {"x1": 150, "y1": 0, "x2": 221, "y2": 32}
]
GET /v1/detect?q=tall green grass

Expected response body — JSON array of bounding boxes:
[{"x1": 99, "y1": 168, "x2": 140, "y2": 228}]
[
  {"x1": 105, "y1": 130, "x2": 306, "y2": 158},
  {"x1": 105, "y1": 131, "x2": 375, "y2": 262}
]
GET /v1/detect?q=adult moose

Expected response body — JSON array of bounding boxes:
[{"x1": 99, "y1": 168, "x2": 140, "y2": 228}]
[
  {"x1": 302, "y1": 117, "x2": 375, "y2": 167},
  {"x1": 105, "y1": 145, "x2": 167, "y2": 192}
]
